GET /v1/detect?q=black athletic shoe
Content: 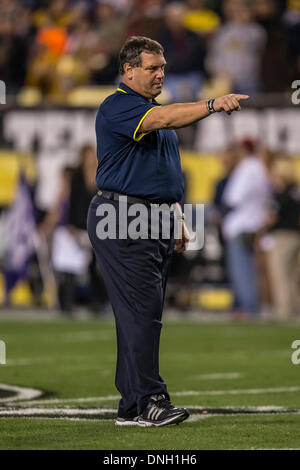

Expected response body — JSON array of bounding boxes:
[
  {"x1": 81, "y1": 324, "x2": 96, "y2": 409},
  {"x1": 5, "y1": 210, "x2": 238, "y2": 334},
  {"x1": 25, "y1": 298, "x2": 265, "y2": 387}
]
[
  {"x1": 115, "y1": 416, "x2": 140, "y2": 426},
  {"x1": 138, "y1": 394, "x2": 189, "y2": 427}
]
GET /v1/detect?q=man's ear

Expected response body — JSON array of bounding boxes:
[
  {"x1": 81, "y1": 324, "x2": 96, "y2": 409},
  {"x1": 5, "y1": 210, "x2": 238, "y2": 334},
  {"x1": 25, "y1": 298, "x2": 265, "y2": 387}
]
[{"x1": 123, "y1": 63, "x2": 134, "y2": 80}]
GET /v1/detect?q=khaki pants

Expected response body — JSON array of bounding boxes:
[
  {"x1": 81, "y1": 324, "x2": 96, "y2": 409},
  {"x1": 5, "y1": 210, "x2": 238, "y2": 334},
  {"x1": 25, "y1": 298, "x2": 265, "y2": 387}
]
[{"x1": 267, "y1": 230, "x2": 300, "y2": 319}]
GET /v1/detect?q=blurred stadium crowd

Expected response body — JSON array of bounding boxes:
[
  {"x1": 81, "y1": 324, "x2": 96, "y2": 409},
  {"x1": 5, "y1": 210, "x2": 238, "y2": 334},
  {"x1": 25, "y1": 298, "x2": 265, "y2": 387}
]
[
  {"x1": 2, "y1": 139, "x2": 300, "y2": 321},
  {"x1": 0, "y1": 0, "x2": 300, "y2": 320},
  {"x1": 1, "y1": 0, "x2": 300, "y2": 102}
]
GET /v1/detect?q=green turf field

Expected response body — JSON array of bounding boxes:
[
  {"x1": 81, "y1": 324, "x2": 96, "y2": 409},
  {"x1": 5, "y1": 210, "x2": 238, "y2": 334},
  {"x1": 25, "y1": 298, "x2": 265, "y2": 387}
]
[{"x1": 0, "y1": 316, "x2": 300, "y2": 449}]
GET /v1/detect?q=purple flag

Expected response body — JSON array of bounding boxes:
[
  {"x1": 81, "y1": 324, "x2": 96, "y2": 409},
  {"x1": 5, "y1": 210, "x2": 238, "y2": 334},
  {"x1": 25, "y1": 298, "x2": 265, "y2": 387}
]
[{"x1": 2, "y1": 173, "x2": 37, "y2": 294}]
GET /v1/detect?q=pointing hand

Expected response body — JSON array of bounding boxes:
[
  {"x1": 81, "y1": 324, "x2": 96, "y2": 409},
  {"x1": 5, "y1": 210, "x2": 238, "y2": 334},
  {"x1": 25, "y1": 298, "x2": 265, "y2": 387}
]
[{"x1": 213, "y1": 94, "x2": 250, "y2": 115}]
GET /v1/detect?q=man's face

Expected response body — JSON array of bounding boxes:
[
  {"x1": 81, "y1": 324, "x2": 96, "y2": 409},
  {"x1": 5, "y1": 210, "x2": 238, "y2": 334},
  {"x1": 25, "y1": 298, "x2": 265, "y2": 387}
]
[{"x1": 126, "y1": 52, "x2": 166, "y2": 100}]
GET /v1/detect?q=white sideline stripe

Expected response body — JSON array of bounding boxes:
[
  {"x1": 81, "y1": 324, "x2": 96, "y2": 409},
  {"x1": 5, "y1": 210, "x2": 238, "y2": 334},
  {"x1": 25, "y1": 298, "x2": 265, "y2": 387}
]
[
  {"x1": 173, "y1": 386, "x2": 300, "y2": 396},
  {"x1": 58, "y1": 418, "x2": 115, "y2": 422},
  {"x1": 0, "y1": 384, "x2": 43, "y2": 403},
  {"x1": 14, "y1": 385, "x2": 300, "y2": 406},
  {"x1": 188, "y1": 413, "x2": 211, "y2": 422},
  {"x1": 190, "y1": 405, "x2": 286, "y2": 411},
  {"x1": 8, "y1": 417, "x2": 114, "y2": 423},
  {"x1": 0, "y1": 407, "x2": 116, "y2": 416},
  {"x1": 17, "y1": 395, "x2": 121, "y2": 406},
  {"x1": 188, "y1": 411, "x2": 300, "y2": 423},
  {"x1": 4, "y1": 358, "x2": 111, "y2": 371},
  {"x1": 6, "y1": 358, "x2": 53, "y2": 366},
  {"x1": 194, "y1": 373, "x2": 242, "y2": 380},
  {"x1": 1, "y1": 406, "x2": 300, "y2": 422}
]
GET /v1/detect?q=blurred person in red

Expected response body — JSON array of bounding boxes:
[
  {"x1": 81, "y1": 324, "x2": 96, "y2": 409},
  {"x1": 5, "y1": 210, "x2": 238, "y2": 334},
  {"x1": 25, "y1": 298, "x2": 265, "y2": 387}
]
[{"x1": 265, "y1": 157, "x2": 300, "y2": 319}]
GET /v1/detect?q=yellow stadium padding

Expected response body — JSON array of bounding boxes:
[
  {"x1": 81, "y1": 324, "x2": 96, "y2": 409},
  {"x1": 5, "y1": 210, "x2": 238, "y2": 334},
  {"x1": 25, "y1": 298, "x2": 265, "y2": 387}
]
[
  {"x1": 0, "y1": 151, "x2": 36, "y2": 206},
  {"x1": 67, "y1": 86, "x2": 116, "y2": 107},
  {"x1": 184, "y1": 9, "x2": 220, "y2": 34},
  {"x1": 10, "y1": 282, "x2": 33, "y2": 306},
  {"x1": 193, "y1": 288, "x2": 233, "y2": 310},
  {"x1": 0, "y1": 274, "x2": 32, "y2": 306},
  {"x1": 17, "y1": 87, "x2": 43, "y2": 107},
  {"x1": 67, "y1": 86, "x2": 171, "y2": 106},
  {"x1": 181, "y1": 153, "x2": 300, "y2": 203},
  {"x1": 293, "y1": 158, "x2": 300, "y2": 182},
  {"x1": 1, "y1": 149, "x2": 300, "y2": 206},
  {"x1": 180, "y1": 152, "x2": 223, "y2": 203},
  {"x1": 288, "y1": 0, "x2": 300, "y2": 10}
]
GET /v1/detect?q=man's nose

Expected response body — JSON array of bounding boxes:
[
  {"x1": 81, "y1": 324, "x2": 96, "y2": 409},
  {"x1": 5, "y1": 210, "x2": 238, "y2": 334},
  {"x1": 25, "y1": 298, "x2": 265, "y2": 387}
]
[{"x1": 156, "y1": 68, "x2": 164, "y2": 79}]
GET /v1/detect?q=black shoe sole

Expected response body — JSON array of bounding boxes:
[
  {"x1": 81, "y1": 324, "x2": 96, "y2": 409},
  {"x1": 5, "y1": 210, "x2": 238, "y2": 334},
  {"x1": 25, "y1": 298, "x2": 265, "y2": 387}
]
[{"x1": 138, "y1": 411, "x2": 189, "y2": 427}]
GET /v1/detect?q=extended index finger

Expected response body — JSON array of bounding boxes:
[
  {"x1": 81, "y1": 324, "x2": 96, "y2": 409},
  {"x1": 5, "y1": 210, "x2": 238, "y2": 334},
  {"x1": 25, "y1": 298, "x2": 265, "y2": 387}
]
[{"x1": 234, "y1": 94, "x2": 250, "y2": 101}]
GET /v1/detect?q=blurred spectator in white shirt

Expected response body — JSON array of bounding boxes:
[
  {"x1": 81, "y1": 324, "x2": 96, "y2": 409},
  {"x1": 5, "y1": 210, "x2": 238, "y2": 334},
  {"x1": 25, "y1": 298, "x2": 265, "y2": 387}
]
[{"x1": 222, "y1": 139, "x2": 270, "y2": 316}]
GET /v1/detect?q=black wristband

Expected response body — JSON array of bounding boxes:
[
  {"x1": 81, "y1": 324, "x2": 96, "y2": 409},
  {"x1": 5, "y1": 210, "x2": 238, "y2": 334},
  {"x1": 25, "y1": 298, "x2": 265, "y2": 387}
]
[{"x1": 207, "y1": 98, "x2": 216, "y2": 114}]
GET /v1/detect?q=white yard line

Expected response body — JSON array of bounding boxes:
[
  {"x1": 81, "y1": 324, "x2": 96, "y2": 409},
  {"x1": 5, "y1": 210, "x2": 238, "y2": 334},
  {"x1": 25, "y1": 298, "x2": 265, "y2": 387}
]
[
  {"x1": 0, "y1": 407, "x2": 116, "y2": 416},
  {"x1": 3, "y1": 356, "x2": 114, "y2": 367},
  {"x1": 10, "y1": 385, "x2": 300, "y2": 406},
  {"x1": 6, "y1": 358, "x2": 53, "y2": 366},
  {"x1": 0, "y1": 384, "x2": 43, "y2": 403},
  {"x1": 1, "y1": 406, "x2": 299, "y2": 422},
  {"x1": 193, "y1": 373, "x2": 242, "y2": 380},
  {"x1": 16, "y1": 395, "x2": 120, "y2": 406},
  {"x1": 173, "y1": 386, "x2": 300, "y2": 396},
  {"x1": 188, "y1": 405, "x2": 286, "y2": 411},
  {"x1": 188, "y1": 410, "x2": 300, "y2": 423}
]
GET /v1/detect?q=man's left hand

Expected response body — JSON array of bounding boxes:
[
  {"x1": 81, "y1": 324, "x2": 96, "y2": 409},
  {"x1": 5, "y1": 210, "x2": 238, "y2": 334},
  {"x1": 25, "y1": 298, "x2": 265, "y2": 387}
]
[{"x1": 174, "y1": 221, "x2": 190, "y2": 253}]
